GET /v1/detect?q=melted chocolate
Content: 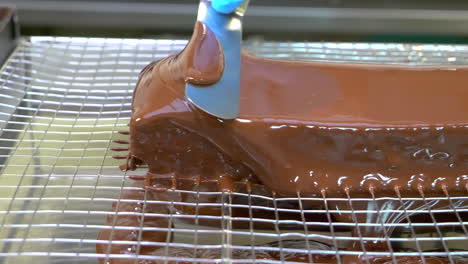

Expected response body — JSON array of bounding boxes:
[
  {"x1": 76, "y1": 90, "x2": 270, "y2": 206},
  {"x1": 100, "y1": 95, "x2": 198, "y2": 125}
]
[
  {"x1": 127, "y1": 21, "x2": 468, "y2": 198},
  {"x1": 97, "y1": 184, "x2": 466, "y2": 264},
  {"x1": 101, "y1": 21, "x2": 468, "y2": 263}
]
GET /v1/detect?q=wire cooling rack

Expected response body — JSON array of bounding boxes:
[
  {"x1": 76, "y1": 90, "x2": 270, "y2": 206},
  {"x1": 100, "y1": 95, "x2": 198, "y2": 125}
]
[{"x1": 0, "y1": 37, "x2": 467, "y2": 264}]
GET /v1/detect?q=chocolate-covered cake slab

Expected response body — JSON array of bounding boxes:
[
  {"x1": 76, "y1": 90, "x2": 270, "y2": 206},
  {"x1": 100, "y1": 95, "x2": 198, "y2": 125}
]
[{"x1": 124, "y1": 22, "x2": 468, "y2": 199}]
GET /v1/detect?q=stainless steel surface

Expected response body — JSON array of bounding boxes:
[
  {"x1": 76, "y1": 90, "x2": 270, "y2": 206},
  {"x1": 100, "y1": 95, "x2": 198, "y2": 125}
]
[
  {"x1": 186, "y1": 0, "x2": 248, "y2": 120},
  {"x1": 0, "y1": 37, "x2": 467, "y2": 263},
  {"x1": 11, "y1": 0, "x2": 468, "y2": 37}
]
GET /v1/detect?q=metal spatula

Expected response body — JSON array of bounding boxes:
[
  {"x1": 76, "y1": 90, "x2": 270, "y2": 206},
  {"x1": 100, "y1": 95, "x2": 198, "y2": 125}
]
[{"x1": 185, "y1": 0, "x2": 249, "y2": 120}]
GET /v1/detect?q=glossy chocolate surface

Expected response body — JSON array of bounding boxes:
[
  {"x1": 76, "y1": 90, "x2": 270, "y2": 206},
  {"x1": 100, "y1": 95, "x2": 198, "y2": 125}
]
[
  {"x1": 126, "y1": 21, "x2": 468, "y2": 198},
  {"x1": 101, "y1": 21, "x2": 468, "y2": 264}
]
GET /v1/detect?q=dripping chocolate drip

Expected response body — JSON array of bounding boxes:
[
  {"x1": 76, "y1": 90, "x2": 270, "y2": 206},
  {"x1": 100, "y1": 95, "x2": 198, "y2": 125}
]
[
  {"x1": 111, "y1": 147, "x2": 129, "y2": 152},
  {"x1": 113, "y1": 140, "x2": 129, "y2": 145},
  {"x1": 112, "y1": 155, "x2": 128, "y2": 160},
  {"x1": 117, "y1": 130, "x2": 130, "y2": 135}
]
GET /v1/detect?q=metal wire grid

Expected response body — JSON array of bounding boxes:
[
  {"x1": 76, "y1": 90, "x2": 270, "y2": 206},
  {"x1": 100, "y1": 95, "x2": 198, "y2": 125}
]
[{"x1": 0, "y1": 37, "x2": 466, "y2": 264}]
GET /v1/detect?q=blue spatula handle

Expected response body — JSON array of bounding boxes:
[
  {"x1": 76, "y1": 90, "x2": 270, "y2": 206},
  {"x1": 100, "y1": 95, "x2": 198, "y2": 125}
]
[{"x1": 212, "y1": 0, "x2": 245, "y2": 14}]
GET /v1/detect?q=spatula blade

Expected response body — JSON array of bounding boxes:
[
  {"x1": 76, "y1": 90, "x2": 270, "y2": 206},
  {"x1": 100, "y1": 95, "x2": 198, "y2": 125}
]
[{"x1": 186, "y1": 0, "x2": 248, "y2": 120}]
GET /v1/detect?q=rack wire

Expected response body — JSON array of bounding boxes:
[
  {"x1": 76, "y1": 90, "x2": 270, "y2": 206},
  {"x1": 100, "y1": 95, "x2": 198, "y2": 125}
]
[{"x1": 0, "y1": 36, "x2": 467, "y2": 264}]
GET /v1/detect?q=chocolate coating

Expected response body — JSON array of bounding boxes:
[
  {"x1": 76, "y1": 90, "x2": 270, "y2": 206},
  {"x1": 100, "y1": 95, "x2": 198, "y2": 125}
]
[
  {"x1": 101, "y1": 21, "x2": 468, "y2": 264},
  {"x1": 126, "y1": 21, "x2": 468, "y2": 198}
]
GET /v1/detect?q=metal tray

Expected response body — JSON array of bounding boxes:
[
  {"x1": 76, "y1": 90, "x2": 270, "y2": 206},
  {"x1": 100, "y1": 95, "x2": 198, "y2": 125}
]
[
  {"x1": 0, "y1": 37, "x2": 466, "y2": 263},
  {"x1": 0, "y1": 6, "x2": 19, "y2": 68}
]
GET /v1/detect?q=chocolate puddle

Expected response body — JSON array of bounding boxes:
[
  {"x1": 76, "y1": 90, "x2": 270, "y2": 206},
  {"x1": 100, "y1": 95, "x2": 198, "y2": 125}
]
[{"x1": 97, "y1": 182, "x2": 467, "y2": 264}]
